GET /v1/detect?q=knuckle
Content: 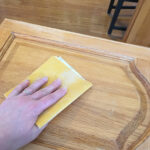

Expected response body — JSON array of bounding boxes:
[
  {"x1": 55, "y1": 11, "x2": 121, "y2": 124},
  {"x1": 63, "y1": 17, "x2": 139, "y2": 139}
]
[
  {"x1": 27, "y1": 101, "x2": 38, "y2": 113},
  {"x1": 41, "y1": 88, "x2": 49, "y2": 94},
  {"x1": 30, "y1": 84, "x2": 36, "y2": 89},
  {"x1": 31, "y1": 103, "x2": 40, "y2": 116},
  {"x1": 24, "y1": 88, "x2": 33, "y2": 94}
]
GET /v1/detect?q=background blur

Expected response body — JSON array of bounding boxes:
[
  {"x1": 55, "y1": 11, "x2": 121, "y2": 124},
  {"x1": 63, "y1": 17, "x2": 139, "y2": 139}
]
[{"x1": 0, "y1": 0, "x2": 136, "y2": 41}]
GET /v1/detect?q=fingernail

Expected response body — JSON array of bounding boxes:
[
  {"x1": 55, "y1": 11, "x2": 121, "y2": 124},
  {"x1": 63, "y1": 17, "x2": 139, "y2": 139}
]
[{"x1": 25, "y1": 80, "x2": 30, "y2": 83}]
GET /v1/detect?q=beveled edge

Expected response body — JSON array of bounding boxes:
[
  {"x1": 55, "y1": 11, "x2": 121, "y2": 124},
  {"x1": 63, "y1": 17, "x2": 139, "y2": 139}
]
[{"x1": 0, "y1": 30, "x2": 150, "y2": 150}]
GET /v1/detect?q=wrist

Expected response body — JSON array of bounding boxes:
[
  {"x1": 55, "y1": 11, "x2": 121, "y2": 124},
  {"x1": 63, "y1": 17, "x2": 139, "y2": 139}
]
[{"x1": 0, "y1": 129, "x2": 13, "y2": 150}]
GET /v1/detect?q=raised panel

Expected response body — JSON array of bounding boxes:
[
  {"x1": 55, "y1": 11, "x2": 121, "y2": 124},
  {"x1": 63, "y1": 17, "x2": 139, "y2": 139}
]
[{"x1": 0, "y1": 32, "x2": 150, "y2": 150}]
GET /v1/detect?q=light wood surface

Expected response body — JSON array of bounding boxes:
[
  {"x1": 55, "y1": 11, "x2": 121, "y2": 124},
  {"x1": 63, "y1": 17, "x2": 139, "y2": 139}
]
[
  {"x1": 124, "y1": 0, "x2": 150, "y2": 47},
  {"x1": 0, "y1": 19, "x2": 150, "y2": 149},
  {"x1": 123, "y1": 0, "x2": 144, "y2": 43}
]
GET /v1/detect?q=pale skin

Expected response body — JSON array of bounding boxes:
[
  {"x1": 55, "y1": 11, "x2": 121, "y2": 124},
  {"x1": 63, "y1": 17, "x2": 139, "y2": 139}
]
[{"x1": 0, "y1": 77, "x2": 67, "y2": 150}]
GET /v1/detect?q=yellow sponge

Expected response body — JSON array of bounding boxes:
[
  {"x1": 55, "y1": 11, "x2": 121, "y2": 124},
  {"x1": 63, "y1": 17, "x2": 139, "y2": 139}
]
[{"x1": 5, "y1": 56, "x2": 92, "y2": 128}]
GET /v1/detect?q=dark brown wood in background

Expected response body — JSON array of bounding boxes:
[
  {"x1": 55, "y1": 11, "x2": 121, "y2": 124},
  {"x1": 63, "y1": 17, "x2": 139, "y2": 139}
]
[{"x1": 0, "y1": 0, "x2": 135, "y2": 40}]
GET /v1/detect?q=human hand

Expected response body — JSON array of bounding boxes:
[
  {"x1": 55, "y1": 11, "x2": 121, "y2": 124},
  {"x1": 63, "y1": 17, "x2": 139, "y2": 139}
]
[{"x1": 0, "y1": 77, "x2": 67, "y2": 150}]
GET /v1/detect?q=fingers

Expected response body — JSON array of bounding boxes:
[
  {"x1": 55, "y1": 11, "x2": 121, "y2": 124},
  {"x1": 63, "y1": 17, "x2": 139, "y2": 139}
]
[
  {"x1": 7, "y1": 80, "x2": 30, "y2": 98},
  {"x1": 31, "y1": 79, "x2": 61, "y2": 99},
  {"x1": 20, "y1": 77, "x2": 48, "y2": 96},
  {"x1": 35, "y1": 87, "x2": 67, "y2": 115}
]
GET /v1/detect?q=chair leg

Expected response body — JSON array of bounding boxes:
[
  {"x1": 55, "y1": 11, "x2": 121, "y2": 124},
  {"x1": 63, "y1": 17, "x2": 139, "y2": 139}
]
[
  {"x1": 108, "y1": 0, "x2": 124, "y2": 34},
  {"x1": 107, "y1": 0, "x2": 115, "y2": 15}
]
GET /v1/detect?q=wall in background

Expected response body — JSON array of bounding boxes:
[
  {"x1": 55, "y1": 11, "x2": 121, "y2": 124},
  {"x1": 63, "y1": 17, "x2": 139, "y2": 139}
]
[{"x1": 124, "y1": 0, "x2": 150, "y2": 47}]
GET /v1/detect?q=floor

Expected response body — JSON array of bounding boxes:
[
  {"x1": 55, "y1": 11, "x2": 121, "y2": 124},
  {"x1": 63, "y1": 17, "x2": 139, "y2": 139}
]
[{"x1": 0, "y1": 0, "x2": 136, "y2": 41}]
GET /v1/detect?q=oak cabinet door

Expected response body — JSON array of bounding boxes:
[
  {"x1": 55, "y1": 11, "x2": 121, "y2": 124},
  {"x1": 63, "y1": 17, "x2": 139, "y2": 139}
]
[{"x1": 0, "y1": 19, "x2": 150, "y2": 150}]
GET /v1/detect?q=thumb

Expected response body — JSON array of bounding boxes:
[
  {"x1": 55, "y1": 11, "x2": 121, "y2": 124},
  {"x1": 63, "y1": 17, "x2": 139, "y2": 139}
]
[{"x1": 31, "y1": 123, "x2": 48, "y2": 141}]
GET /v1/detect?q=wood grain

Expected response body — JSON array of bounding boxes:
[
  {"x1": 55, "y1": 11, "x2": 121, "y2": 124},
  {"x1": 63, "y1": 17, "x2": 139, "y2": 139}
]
[
  {"x1": 22, "y1": 144, "x2": 52, "y2": 150},
  {"x1": 124, "y1": 0, "x2": 150, "y2": 47},
  {"x1": 0, "y1": 19, "x2": 150, "y2": 149},
  {"x1": 0, "y1": 34, "x2": 147, "y2": 150},
  {"x1": 0, "y1": 0, "x2": 136, "y2": 41},
  {"x1": 123, "y1": 0, "x2": 144, "y2": 43}
]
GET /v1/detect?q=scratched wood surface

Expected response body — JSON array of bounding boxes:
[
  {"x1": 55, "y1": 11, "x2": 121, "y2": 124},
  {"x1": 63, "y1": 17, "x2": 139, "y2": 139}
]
[{"x1": 0, "y1": 19, "x2": 150, "y2": 150}]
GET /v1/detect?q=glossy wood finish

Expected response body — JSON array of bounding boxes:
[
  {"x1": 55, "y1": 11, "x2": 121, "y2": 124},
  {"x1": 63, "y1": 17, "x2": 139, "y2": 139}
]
[
  {"x1": 0, "y1": 0, "x2": 135, "y2": 40},
  {"x1": 1, "y1": 19, "x2": 150, "y2": 149}
]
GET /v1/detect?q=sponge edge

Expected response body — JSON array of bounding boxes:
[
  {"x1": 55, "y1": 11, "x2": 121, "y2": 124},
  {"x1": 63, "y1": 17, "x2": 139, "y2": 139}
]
[{"x1": 5, "y1": 56, "x2": 92, "y2": 128}]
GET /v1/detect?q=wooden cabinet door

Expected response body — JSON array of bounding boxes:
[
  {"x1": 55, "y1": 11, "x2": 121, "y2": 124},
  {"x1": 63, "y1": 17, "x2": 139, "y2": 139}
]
[{"x1": 1, "y1": 19, "x2": 150, "y2": 150}]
